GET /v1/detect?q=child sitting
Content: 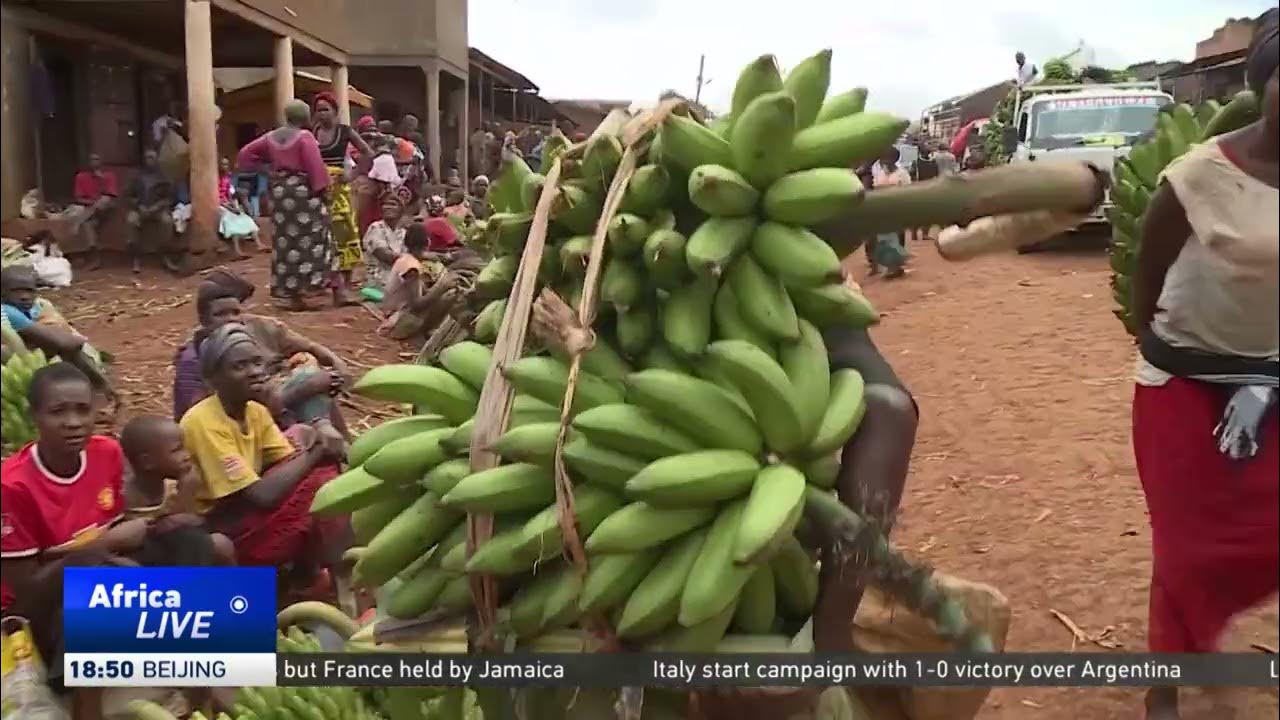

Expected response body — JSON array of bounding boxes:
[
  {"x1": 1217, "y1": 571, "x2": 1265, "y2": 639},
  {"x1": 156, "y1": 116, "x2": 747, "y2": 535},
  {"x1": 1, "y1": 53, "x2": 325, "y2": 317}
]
[
  {"x1": 119, "y1": 415, "x2": 235, "y2": 566},
  {"x1": 377, "y1": 222, "x2": 458, "y2": 341},
  {"x1": 217, "y1": 162, "x2": 259, "y2": 260}
]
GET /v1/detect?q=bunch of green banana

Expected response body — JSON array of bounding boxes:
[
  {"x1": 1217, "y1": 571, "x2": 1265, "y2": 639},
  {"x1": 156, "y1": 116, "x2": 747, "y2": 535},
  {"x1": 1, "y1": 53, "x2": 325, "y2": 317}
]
[
  {"x1": 1109, "y1": 91, "x2": 1260, "y2": 337},
  {"x1": 1, "y1": 348, "x2": 54, "y2": 454},
  {"x1": 327, "y1": 48, "x2": 989, "y2": 659}
]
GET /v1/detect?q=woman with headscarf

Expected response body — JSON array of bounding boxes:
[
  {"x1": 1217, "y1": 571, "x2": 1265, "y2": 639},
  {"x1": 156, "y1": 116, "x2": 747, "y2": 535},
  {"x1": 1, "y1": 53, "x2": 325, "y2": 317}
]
[
  {"x1": 236, "y1": 99, "x2": 335, "y2": 312},
  {"x1": 312, "y1": 92, "x2": 373, "y2": 304},
  {"x1": 361, "y1": 186, "x2": 413, "y2": 296},
  {"x1": 1132, "y1": 19, "x2": 1277, "y2": 720},
  {"x1": 351, "y1": 115, "x2": 384, "y2": 237},
  {"x1": 172, "y1": 270, "x2": 350, "y2": 437},
  {"x1": 179, "y1": 323, "x2": 349, "y2": 593}
]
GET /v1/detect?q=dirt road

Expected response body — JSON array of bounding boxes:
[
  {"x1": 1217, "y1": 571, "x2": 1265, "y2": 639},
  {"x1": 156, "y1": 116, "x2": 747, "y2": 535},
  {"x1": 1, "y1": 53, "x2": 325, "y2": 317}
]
[{"x1": 55, "y1": 242, "x2": 1277, "y2": 720}]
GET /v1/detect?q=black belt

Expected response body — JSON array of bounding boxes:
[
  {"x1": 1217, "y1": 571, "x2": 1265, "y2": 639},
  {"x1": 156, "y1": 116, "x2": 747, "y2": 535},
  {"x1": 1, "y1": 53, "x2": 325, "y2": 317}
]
[{"x1": 1139, "y1": 328, "x2": 1279, "y2": 382}]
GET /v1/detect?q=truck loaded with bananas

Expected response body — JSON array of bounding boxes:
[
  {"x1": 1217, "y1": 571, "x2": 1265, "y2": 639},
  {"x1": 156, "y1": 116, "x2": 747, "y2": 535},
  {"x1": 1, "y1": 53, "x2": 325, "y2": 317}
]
[
  {"x1": 298, "y1": 48, "x2": 1106, "y2": 719},
  {"x1": 1107, "y1": 91, "x2": 1261, "y2": 336}
]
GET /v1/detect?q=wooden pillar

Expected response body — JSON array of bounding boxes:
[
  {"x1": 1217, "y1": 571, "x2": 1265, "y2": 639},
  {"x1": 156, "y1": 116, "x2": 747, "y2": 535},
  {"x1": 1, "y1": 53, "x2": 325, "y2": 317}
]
[
  {"x1": 452, "y1": 81, "x2": 468, "y2": 180},
  {"x1": 184, "y1": 0, "x2": 218, "y2": 256},
  {"x1": 273, "y1": 36, "x2": 294, "y2": 123},
  {"x1": 423, "y1": 60, "x2": 441, "y2": 181},
  {"x1": 332, "y1": 64, "x2": 350, "y2": 124}
]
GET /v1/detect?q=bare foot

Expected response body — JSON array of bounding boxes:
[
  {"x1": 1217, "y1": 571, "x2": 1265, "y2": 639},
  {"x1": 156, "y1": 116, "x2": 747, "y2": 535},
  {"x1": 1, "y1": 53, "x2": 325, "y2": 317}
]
[{"x1": 130, "y1": 257, "x2": 142, "y2": 274}]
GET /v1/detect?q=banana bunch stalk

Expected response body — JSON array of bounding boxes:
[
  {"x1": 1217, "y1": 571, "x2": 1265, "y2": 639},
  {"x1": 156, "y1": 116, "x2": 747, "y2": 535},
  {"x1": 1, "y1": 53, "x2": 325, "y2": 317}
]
[
  {"x1": 1, "y1": 348, "x2": 53, "y2": 454},
  {"x1": 325, "y1": 48, "x2": 1006, "y2": 665},
  {"x1": 1108, "y1": 91, "x2": 1260, "y2": 337}
]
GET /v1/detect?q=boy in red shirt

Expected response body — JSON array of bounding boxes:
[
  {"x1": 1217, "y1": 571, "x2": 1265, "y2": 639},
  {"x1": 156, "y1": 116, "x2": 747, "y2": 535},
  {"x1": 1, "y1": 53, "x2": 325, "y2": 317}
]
[{"x1": 1, "y1": 363, "x2": 147, "y2": 720}]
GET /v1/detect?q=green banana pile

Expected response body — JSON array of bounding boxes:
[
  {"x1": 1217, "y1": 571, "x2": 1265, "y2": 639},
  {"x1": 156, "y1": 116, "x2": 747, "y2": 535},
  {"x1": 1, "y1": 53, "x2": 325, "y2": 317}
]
[
  {"x1": 1108, "y1": 91, "x2": 1260, "y2": 336},
  {"x1": 1, "y1": 348, "x2": 55, "y2": 455},
  {"x1": 314, "y1": 49, "x2": 989, "y2": 656}
]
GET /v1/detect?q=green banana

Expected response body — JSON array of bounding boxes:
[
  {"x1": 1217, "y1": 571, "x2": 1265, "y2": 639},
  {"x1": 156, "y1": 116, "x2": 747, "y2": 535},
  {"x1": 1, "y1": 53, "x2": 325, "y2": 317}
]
[
  {"x1": 688, "y1": 165, "x2": 760, "y2": 218},
  {"x1": 782, "y1": 48, "x2": 833, "y2": 130},
  {"x1": 578, "y1": 550, "x2": 661, "y2": 614},
  {"x1": 584, "y1": 502, "x2": 716, "y2": 554},
  {"x1": 732, "y1": 565, "x2": 777, "y2": 634},
  {"x1": 348, "y1": 414, "x2": 452, "y2": 468},
  {"x1": 733, "y1": 464, "x2": 806, "y2": 564},
  {"x1": 807, "y1": 368, "x2": 867, "y2": 457},
  {"x1": 686, "y1": 216, "x2": 758, "y2": 278},
  {"x1": 642, "y1": 229, "x2": 689, "y2": 290},
  {"x1": 439, "y1": 463, "x2": 556, "y2": 513},
  {"x1": 790, "y1": 283, "x2": 879, "y2": 329},
  {"x1": 363, "y1": 427, "x2": 455, "y2": 485},
  {"x1": 780, "y1": 318, "x2": 831, "y2": 438},
  {"x1": 772, "y1": 534, "x2": 818, "y2": 617},
  {"x1": 730, "y1": 91, "x2": 796, "y2": 189},
  {"x1": 421, "y1": 458, "x2": 473, "y2": 495},
  {"x1": 606, "y1": 213, "x2": 651, "y2": 257},
  {"x1": 561, "y1": 437, "x2": 648, "y2": 491},
  {"x1": 626, "y1": 449, "x2": 760, "y2": 507},
  {"x1": 752, "y1": 220, "x2": 843, "y2": 286},
  {"x1": 623, "y1": 368, "x2": 762, "y2": 454},
  {"x1": 437, "y1": 341, "x2": 494, "y2": 392},
  {"x1": 616, "y1": 527, "x2": 709, "y2": 638},
  {"x1": 571, "y1": 403, "x2": 701, "y2": 460},
  {"x1": 489, "y1": 422, "x2": 563, "y2": 467},
  {"x1": 713, "y1": 281, "x2": 777, "y2": 358},
  {"x1": 515, "y1": 484, "x2": 624, "y2": 560},
  {"x1": 352, "y1": 365, "x2": 478, "y2": 424},
  {"x1": 660, "y1": 274, "x2": 718, "y2": 357},
  {"x1": 726, "y1": 253, "x2": 799, "y2": 341},
  {"x1": 502, "y1": 356, "x2": 624, "y2": 414},
  {"x1": 707, "y1": 340, "x2": 806, "y2": 454},
  {"x1": 679, "y1": 498, "x2": 754, "y2": 626}
]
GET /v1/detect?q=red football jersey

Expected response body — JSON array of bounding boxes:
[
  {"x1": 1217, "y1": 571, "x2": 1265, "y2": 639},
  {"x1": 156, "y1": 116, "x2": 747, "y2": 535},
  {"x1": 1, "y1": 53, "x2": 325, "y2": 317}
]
[{"x1": 1, "y1": 436, "x2": 125, "y2": 609}]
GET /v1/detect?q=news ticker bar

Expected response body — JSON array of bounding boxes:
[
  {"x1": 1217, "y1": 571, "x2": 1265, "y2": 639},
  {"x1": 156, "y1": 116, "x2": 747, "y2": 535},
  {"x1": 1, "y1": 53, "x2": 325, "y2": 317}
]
[{"x1": 66, "y1": 652, "x2": 1278, "y2": 688}]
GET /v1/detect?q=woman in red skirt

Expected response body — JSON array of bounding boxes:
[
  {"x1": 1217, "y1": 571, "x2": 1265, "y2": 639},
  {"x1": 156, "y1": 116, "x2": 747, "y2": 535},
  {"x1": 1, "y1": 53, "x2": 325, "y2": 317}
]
[
  {"x1": 1133, "y1": 19, "x2": 1278, "y2": 720},
  {"x1": 179, "y1": 323, "x2": 351, "y2": 597}
]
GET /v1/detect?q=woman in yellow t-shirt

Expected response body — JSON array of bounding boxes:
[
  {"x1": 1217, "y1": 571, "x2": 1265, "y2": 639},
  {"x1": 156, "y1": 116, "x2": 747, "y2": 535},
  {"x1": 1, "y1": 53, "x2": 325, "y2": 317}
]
[{"x1": 179, "y1": 323, "x2": 348, "y2": 593}]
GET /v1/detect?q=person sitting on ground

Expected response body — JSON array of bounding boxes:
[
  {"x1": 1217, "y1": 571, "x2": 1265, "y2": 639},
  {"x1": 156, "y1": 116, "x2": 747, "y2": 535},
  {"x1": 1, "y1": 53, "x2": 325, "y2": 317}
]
[
  {"x1": 2, "y1": 265, "x2": 111, "y2": 396},
  {"x1": 69, "y1": 153, "x2": 119, "y2": 270},
  {"x1": 423, "y1": 194, "x2": 446, "y2": 219},
  {"x1": 125, "y1": 148, "x2": 180, "y2": 274},
  {"x1": 217, "y1": 158, "x2": 257, "y2": 259},
  {"x1": 0, "y1": 364, "x2": 153, "y2": 720},
  {"x1": 361, "y1": 187, "x2": 412, "y2": 296},
  {"x1": 119, "y1": 414, "x2": 236, "y2": 566},
  {"x1": 377, "y1": 221, "x2": 460, "y2": 341},
  {"x1": 179, "y1": 323, "x2": 349, "y2": 594},
  {"x1": 172, "y1": 272, "x2": 351, "y2": 443}
]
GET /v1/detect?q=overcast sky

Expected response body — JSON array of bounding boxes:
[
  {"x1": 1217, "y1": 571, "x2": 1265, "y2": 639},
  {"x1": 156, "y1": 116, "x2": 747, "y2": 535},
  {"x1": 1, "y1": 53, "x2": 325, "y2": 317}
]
[{"x1": 469, "y1": 0, "x2": 1275, "y2": 119}]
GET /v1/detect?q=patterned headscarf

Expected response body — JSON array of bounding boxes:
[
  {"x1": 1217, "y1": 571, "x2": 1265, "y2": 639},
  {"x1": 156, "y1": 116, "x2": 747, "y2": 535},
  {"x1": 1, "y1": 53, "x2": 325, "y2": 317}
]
[{"x1": 198, "y1": 322, "x2": 258, "y2": 379}]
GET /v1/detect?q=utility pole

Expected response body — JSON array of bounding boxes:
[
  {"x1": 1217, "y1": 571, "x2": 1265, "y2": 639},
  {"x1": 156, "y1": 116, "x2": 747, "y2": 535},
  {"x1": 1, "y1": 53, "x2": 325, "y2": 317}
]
[{"x1": 694, "y1": 54, "x2": 706, "y2": 105}]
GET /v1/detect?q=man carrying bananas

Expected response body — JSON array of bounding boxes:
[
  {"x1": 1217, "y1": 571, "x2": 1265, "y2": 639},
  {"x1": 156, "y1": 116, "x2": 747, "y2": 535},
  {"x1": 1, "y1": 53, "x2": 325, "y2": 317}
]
[
  {"x1": 694, "y1": 322, "x2": 919, "y2": 719},
  {"x1": 1130, "y1": 17, "x2": 1278, "y2": 720}
]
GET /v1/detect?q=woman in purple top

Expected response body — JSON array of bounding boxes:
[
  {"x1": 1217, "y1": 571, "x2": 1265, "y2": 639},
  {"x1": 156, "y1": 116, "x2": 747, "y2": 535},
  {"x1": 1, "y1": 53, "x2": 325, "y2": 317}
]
[{"x1": 237, "y1": 100, "x2": 334, "y2": 311}]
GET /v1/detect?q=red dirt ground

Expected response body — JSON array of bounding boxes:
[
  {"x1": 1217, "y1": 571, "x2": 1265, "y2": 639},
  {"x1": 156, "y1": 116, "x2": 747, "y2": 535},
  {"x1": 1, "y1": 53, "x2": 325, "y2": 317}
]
[{"x1": 53, "y1": 241, "x2": 1278, "y2": 720}]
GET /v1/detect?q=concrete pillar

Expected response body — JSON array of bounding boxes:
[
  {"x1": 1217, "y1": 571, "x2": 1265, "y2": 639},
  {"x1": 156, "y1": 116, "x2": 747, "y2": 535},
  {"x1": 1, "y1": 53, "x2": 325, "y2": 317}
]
[
  {"x1": 424, "y1": 60, "x2": 441, "y2": 181},
  {"x1": 273, "y1": 36, "x2": 294, "y2": 123},
  {"x1": 184, "y1": 0, "x2": 218, "y2": 256},
  {"x1": 332, "y1": 64, "x2": 350, "y2": 125},
  {"x1": 452, "y1": 82, "x2": 468, "y2": 180}
]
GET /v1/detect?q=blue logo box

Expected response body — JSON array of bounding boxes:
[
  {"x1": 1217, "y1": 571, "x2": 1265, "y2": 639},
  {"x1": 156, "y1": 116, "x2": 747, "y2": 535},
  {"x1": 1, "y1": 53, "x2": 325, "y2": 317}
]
[{"x1": 64, "y1": 566, "x2": 277, "y2": 654}]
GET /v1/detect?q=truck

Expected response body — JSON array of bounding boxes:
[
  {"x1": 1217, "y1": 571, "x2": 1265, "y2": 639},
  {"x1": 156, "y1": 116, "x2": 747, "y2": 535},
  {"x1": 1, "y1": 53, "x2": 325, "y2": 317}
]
[{"x1": 1001, "y1": 81, "x2": 1172, "y2": 230}]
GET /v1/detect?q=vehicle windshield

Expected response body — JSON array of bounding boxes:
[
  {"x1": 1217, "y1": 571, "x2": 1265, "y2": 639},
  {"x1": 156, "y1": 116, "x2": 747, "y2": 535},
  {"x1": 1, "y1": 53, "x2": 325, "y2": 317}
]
[{"x1": 1030, "y1": 96, "x2": 1163, "y2": 149}]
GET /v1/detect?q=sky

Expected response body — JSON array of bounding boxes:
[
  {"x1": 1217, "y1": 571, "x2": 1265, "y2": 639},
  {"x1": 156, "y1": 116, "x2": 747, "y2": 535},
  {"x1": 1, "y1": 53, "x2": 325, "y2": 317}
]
[{"x1": 468, "y1": 0, "x2": 1276, "y2": 119}]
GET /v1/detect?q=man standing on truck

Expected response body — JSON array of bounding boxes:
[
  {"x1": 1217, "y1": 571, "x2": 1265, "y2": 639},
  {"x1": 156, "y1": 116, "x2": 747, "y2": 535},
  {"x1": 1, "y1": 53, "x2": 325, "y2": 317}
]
[{"x1": 1015, "y1": 52, "x2": 1039, "y2": 87}]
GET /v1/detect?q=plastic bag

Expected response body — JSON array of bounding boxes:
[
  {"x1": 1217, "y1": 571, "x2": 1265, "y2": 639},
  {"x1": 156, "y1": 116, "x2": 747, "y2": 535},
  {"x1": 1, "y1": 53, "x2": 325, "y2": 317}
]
[{"x1": 1, "y1": 616, "x2": 70, "y2": 720}]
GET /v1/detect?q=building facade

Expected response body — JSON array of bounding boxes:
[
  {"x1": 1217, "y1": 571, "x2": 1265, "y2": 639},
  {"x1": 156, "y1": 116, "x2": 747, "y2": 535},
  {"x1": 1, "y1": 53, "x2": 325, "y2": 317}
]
[{"x1": 0, "y1": 0, "x2": 468, "y2": 254}]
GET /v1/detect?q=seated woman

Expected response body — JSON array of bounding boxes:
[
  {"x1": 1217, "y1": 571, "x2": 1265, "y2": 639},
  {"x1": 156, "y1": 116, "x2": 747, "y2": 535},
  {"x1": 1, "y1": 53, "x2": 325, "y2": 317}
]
[
  {"x1": 178, "y1": 323, "x2": 349, "y2": 594},
  {"x1": 361, "y1": 187, "x2": 412, "y2": 298},
  {"x1": 217, "y1": 158, "x2": 258, "y2": 259},
  {"x1": 2, "y1": 264, "x2": 111, "y2": 396},
  {"x1": 0, "y1": 364, "x2": 220, "y2": 720},
  {"x1": 172, "y1": 271, "x2": 351, "y2": 442}
]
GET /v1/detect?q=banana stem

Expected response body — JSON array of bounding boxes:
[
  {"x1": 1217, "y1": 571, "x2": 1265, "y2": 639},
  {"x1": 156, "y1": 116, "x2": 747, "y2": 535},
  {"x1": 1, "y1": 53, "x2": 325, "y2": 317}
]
[
  {"x1": 815, "y1": 160, "x2": 1106, "y2": 255},
  {"x1": 802, "y1": 487, "x2": 994, "y2": 652}
]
